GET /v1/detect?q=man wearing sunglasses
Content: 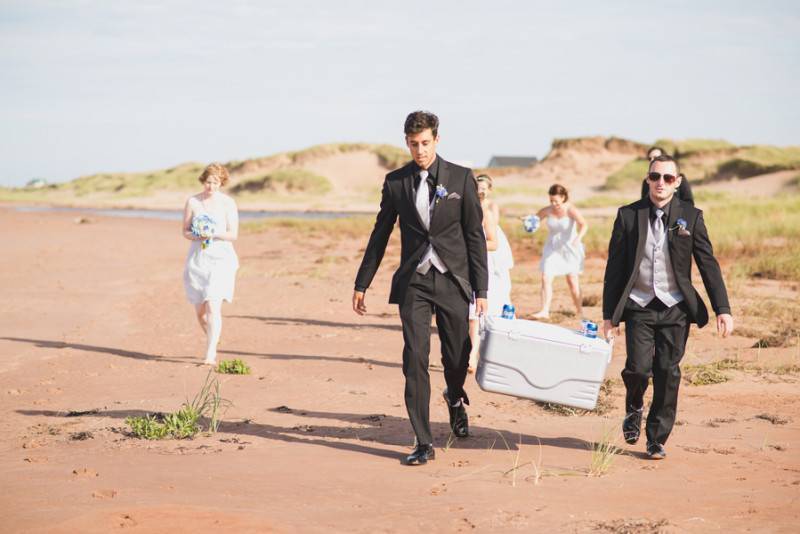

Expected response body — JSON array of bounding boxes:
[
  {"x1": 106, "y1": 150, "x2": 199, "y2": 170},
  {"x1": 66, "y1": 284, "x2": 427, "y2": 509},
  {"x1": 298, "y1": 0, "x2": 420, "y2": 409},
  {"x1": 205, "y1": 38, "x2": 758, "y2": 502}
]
[
  {"x1": 602, "y1": 154, "x2": 734, "y2": 460},
  {"x1": 639, "y1": 146, "x2": 694, "y2": 206}
]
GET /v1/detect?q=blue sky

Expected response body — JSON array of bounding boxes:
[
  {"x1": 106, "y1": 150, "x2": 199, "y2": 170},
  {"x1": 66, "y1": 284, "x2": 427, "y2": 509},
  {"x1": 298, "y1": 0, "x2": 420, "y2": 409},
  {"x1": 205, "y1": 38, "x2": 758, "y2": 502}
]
[{"x1": 1, "y1": 0, "x2": 798, "y2": 186}]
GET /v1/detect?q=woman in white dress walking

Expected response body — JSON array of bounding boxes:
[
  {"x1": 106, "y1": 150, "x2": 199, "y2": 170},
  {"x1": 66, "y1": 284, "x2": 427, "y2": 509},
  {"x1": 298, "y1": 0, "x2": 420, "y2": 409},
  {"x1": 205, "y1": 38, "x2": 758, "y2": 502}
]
[
  {"x1": 468, "y1": 174, "x2": 514, "y2": 372},
  {"x1": 532, "y1": 184, "x2": 587, "y2": 319},
  {"x1": 182, "y1": 163, "x2": 239, "y2": 364}
]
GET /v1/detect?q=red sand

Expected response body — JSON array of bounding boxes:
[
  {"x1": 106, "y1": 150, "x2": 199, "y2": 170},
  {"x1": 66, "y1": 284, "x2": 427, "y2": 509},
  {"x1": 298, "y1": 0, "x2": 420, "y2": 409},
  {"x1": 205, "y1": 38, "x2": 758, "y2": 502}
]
[{"x1": 1, "y1": 208, "x2": 798, "y2": 533}]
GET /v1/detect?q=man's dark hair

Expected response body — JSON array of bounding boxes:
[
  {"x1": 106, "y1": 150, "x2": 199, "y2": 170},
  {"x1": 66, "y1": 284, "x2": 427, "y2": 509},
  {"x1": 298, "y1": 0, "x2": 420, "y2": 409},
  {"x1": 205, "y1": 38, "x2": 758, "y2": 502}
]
[
  {"x1": 647, "y1": 146, "x2": 666, "y2": 159},
  {"x1": 404, "y1": 111, "x2": 439, "y2": 137},
  {"x1": 648, "y1": 154, "x2": 680, "y2": 174}
]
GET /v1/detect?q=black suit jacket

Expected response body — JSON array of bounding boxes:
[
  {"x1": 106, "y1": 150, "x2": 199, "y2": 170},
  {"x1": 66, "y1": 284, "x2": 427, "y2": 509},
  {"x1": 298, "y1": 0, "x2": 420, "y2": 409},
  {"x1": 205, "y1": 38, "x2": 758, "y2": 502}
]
[
  {"x1": 354, "y1": 156, "x2": 488, "y2": 305},
  {"x1": 602, "y1": 196, "x2": 730, "y2": 328}
]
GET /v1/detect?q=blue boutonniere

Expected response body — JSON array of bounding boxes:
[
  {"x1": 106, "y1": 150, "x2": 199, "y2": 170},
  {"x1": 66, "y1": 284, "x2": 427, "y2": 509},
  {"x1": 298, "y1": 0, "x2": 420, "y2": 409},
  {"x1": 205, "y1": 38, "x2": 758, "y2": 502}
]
[
  {"x1": 435, "y1": 184, "x2": 448, "y2": 199},
  {"x1": 671, "y1": 217, "x2": 691, "y2": 236}
]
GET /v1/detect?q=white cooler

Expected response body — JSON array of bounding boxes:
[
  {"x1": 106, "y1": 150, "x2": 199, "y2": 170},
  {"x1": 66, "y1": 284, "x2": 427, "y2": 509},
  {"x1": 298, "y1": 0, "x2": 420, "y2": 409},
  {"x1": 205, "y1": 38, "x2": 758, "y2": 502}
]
[{"x1": 475, "y1": 316, "x2": 612, "y2": 410}]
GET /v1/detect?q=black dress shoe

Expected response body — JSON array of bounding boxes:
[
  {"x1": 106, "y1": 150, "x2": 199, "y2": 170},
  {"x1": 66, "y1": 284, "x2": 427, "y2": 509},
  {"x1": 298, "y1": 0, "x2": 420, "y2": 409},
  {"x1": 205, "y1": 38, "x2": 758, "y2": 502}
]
[
  {"x1": 622, "y1": 407, "x2": 643, "y2": 444},
  {"x1": 646, "y1": 442, "x2": 666, "y2": 460},
  {"x1": 405, "y1": 443, "x2": 435, "y2": 465},
  {"x1": 443, "y1": 390, "x2": 469, "y2": 438}
]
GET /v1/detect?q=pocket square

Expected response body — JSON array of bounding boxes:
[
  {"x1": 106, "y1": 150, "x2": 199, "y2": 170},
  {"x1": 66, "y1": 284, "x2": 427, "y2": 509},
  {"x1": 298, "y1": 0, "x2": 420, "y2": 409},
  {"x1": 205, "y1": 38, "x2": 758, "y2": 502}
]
[{"x1": 447, "y1": 192, "x2": 461, "y2": 200}]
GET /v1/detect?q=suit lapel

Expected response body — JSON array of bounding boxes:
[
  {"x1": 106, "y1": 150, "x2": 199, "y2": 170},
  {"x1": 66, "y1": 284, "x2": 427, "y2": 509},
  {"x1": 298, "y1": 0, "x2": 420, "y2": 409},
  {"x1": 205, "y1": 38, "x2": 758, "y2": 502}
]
[
  {"x1": 633, "y1": 203, "x2": 649, "y2": 267},
  {"x1": 666, "y1": 196, "x2": 681, "y2": 247},
  {"x1": 429, "y1": 158, "x2": 449, "y2": 233}
]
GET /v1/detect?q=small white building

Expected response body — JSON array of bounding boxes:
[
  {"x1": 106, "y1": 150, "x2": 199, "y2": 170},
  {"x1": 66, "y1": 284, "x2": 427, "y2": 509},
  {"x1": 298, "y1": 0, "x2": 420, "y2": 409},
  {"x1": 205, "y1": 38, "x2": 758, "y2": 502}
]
[
  {"x1": 26, "y1": 178, "x2": 48, "y2": 189},
  {"x1": 487, "y1": 156, "x2": 538, "y2": 168}
]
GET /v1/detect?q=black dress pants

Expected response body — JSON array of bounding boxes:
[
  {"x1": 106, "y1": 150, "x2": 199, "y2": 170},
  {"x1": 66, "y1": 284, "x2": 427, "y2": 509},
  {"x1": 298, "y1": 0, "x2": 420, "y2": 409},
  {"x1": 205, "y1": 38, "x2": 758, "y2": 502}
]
[
  {"x1": 622, "y1": 298, "x2": 691, "y2": 446},
  {"x1": 399, "y1": 269, "x2": 471, "y2": 445}
]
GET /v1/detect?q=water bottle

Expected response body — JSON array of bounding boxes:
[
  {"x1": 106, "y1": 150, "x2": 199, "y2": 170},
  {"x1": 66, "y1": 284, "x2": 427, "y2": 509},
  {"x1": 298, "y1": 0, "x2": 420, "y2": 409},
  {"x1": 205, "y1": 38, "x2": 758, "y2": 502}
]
[
  {"x1": 501, "y1": 304, "x2": 515, "y2": 320},
  {"x1": 585, "y1": 321, "x2": 598, "y2": 339}
]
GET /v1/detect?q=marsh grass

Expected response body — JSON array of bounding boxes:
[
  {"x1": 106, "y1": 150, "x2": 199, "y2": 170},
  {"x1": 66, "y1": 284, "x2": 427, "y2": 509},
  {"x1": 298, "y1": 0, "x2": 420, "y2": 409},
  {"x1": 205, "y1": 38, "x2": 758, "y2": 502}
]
[
  {"x1": 230, "y1": 168, "x2": 332, "y2": 195},
  {"x1": 216, "y1": 359, "x2": 251, "y2": 375},
  {"x1": 602, "y1": 159, "x2": 649, "y2": 191},
  {"x1": 69, "y1": 162, "x2": 206, "y2": 197},
  {"x1": 712, "y1": 145, "x2": 800, "y2": 180},
  {"x1": 536, "y1": 379, "x2": 617, "y2": 416},
  {"x1": 682, "y1": 357, "x2": 748, "y2": 386},
  {"x1": 655, "y1": 138, "x2": 736, "y2": 156},
  {"x1": 241, "y1": 215, "x2": 375, "y2": 239},
  {"x1": 126, "y1": 370, "x2": 230, "y2": 439},
  {"x1": 588, "y1": 425, "x2": 623, "y2": 477},
  {"x1": 575, "y1": 195, "x2": 632, "y2": 209}
]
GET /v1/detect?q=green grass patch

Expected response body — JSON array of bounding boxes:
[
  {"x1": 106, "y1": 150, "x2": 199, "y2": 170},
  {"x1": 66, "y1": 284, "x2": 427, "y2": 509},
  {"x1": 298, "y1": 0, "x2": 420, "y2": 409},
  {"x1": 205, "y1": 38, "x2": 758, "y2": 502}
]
[
  {"x1": 217, "y1": 359, "x2": 251, "y2": 375},
  {"x1": 574, "y1": 194, "x2": 633, "y2": 209},
  {"x1": 713, "y1": 145, "x2": 800, "y2": 180},
  {"x1": 493, "y1": 185, "x2": 548, "y2": 198},
  {"x1": 602, "y1": 159, "x2": 649, "y2": 191},
  {"x1": 126, "y1": 370, "x2": 229, "y2": 439},
  {"x1": 371, "y1": 144, "x2": 409, "y2": 169},
  {"x1": 242, "y1": 215, "x2": 376, "y2": 239},
  {"x1": 230, "y1": 168, "x2": 332, "y2": 195},
  {"x1": 588, "y1": 425, "x2": 623, "y2": 477},
  {"x1": 683, "y1": 358, "x2": 746, "y2": 386},
  {"x1": 284, "y1": 143, "x2": 408, "y2": 170},
  {"x1": 654, "y1": 138, "x2": 736, "y2": 156},
  {"x1": 68, "y1": 162, "x2": 206, "y2": 197},
  {"x1": 704, "y1": 196, "x2": 800, "y2": 280}
]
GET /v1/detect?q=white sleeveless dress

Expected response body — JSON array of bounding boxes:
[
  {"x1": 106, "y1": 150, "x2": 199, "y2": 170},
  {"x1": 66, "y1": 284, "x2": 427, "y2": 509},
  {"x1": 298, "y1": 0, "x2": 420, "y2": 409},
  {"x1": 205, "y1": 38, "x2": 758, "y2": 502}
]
[
  {"x1": 183, "y1": 198, "x2": 239, "y2": 305},
  {"x1": 470, "y1": 224, "x2": 515, "y2": 318},
  {"x1": 540, "y1": 215, "x2": 584, "y2": 276},
  {"x1": 487, "y1": 225, "x2": 514, "y2": 316}
]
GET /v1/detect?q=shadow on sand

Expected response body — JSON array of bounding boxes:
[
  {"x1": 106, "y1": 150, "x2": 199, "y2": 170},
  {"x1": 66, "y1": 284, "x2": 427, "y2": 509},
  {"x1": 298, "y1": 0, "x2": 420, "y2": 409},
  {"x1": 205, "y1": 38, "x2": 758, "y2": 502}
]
[
  {"x1": 0, "y1": 336, "x2": 401, "y2": 369},
  {"x1": 17, "y1": 407, "x2": 595, "y2": 464}
]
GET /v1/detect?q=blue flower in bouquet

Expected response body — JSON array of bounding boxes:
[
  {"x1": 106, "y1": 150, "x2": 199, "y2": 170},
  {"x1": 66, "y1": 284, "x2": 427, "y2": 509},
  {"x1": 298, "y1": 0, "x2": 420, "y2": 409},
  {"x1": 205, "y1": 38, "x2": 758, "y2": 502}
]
[
  {"x1": 523, "y1": 214, "x2": 540, "y2": 233},
  {"x1": 435, "y1": 184, "x2": 448, "y2": 199},
  {"x1": 191, "y1": 214, "x2": 216, "y2": 249}
]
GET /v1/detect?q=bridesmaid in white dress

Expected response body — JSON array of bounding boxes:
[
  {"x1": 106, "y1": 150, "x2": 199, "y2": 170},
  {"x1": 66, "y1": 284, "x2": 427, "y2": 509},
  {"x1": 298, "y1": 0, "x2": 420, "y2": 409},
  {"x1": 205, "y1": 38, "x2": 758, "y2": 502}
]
[
  {"x1": 182, "y1": 163, "x2": 239, "y2": 364},
  {"x1": 468, "y1": 174, "x2": 514, "y2": 372},
  {"x1": 532, "y1": 184, "x2": 587, "y2": 319}
]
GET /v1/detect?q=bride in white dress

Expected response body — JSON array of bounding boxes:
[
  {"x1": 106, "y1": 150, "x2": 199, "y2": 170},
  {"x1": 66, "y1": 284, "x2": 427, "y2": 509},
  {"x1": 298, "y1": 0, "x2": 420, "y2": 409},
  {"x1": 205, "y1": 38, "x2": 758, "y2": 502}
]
[
  {"x1": 182, "y1": 163, "x2": 239, "y2": 364},
  {"x1": 532, "y1": 184, "x2": 587, "y2": 319},
  {"x1": 468, "y1": 175, "x2": 514, "y2": 371}
]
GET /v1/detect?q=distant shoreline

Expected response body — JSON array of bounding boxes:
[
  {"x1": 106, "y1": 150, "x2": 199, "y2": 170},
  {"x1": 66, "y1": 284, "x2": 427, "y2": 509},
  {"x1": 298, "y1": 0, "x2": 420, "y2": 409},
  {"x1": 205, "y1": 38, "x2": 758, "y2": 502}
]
[{"x1": 2, "y1": 204, "x2": 373, "y2": 221}]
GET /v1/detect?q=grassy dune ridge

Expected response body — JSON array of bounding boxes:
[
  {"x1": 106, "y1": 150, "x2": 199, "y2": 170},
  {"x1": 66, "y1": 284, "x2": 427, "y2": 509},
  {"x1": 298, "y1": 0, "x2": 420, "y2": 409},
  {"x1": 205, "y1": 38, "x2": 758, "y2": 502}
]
[
  {"x1": 246, "y1": 193, "x2": 800, "y2": 282},
  {"x1": 1, "y1": 143, "x2": 409, "y2": 201},
  {"x1": 602, "y1": 142, "x2": 800, "y2": 191}
]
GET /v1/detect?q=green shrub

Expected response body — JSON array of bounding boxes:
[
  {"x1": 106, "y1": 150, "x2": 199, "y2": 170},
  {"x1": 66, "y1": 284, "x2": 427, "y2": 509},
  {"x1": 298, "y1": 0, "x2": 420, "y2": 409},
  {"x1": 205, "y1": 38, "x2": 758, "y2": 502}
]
[
  {"x1": 217, "y1": 359, "x2": 251, "y2": 375},
  {"x1": 126, "y1": 370, "x2": 229, "y2": 439},
  {"x1": 126, "y1": 414, "x2": 170, "y2": 440}
]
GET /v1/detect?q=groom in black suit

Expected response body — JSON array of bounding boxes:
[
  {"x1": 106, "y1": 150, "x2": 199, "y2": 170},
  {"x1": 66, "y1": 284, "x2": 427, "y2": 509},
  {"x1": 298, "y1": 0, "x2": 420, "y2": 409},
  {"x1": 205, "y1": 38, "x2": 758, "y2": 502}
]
[
  {"x1": 353, "y1": 111, "x2": 488, "y2": 465},
  {"x1": 603, "y1": 154, "x2": 734, "y2": 459}
]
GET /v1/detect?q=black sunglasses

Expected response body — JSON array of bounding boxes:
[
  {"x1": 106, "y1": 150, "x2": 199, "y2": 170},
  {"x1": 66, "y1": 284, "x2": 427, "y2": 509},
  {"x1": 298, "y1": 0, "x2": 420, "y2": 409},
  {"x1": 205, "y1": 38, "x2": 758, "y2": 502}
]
[{"x1": 647, "y1": 172, "x2": 677, "y2": 184}]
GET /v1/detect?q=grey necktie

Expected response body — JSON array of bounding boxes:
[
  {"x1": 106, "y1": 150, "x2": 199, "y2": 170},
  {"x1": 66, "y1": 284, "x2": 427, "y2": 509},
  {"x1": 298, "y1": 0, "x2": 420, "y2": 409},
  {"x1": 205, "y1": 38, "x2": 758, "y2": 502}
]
[
  {"x1": 415, "y1": 170, "x2": 431, "y2": 230},
  {"x1": 653, "y1": 209, "x2": 665, "y2": 246}
]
